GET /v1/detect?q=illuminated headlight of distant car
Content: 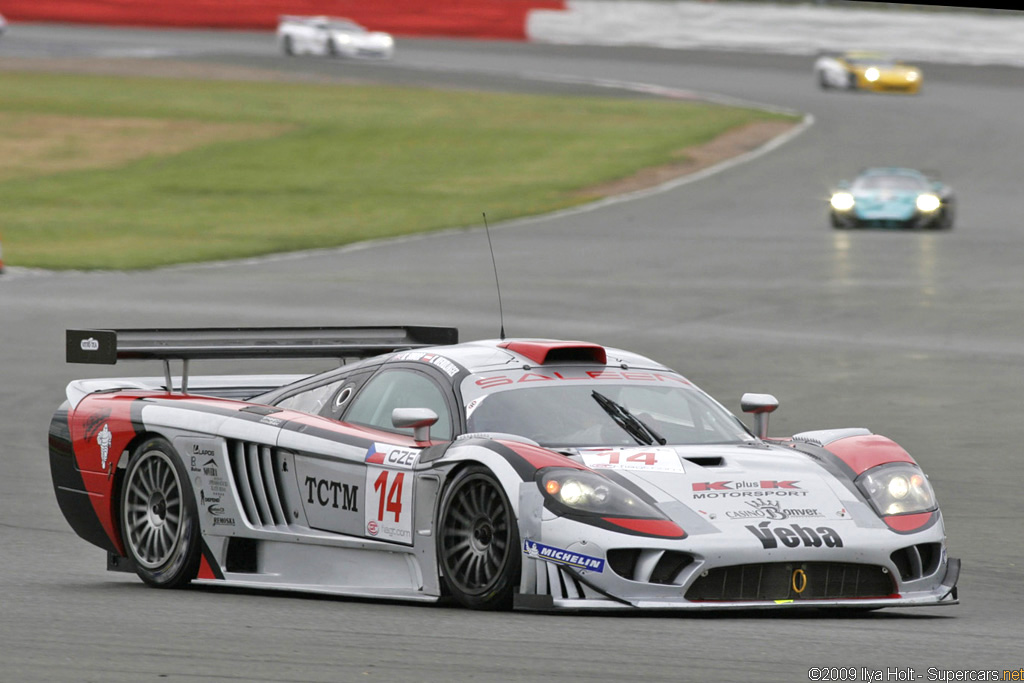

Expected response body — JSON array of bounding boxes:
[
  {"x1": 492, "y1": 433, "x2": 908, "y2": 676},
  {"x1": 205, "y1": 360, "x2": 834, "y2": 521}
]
[
  {"x1": 856, "y1": 464, "x2": 937, "y2": 517},
  {"x1": 916, "y1": 194, "x2": 941, "y2": 212},
  {"x1": 830, "y1": 192, "x2": 855, "y2": 211},
  {"x1": 538, "y1": 468, "x2": 665, "y2": 518},
  {"x1": 906, "y1": 71, "x2": 920, "y2": 82},
  {"x1": 864, "y1": 67, "x2": 881, "y2": 82},
  {"x1": 381, "y1": 35, "x2": 394, "y2": 47}
]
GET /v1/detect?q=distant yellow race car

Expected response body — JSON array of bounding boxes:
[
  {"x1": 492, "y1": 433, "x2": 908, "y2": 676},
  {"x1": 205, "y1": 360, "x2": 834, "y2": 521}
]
[{"x1": 814, "y1": 52, "x2": 922, "y2": 94}]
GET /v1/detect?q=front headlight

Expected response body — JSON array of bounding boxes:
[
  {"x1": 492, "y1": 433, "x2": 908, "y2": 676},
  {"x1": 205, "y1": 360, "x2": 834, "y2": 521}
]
[
  {"x1": 916, "y1": 194, "x2": 941, "y2": 212},
  {"x1": 857, "y1": 464, "x2": 937, "y2": 516},
  {"x1": 831, "y1": 192, "x2": 855, "y2": 211},
  {"x1": 906, "y1": 71, "x2": 919, "y2": 82},
  {"x1": 538, "y1": 468, "x2": 663, "y2": 518},
  {"x1": 864, "y1": 67, "x2": 880, "y2": 82}
]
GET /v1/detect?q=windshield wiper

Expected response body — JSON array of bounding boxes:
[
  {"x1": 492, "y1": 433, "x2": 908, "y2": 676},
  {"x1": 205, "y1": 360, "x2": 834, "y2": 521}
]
[{"x1": 591, "y1": 390, "x2": 667, "y2": 446}]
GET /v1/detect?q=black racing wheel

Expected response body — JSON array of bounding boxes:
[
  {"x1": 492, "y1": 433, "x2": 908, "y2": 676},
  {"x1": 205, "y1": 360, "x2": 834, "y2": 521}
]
[{"x1": 437, "y1": 465, "x2": 520, "y2": 610}]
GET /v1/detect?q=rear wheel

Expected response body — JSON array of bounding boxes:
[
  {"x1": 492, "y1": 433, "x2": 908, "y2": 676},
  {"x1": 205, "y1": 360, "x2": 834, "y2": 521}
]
[
  {"x1": 282, "y1": 35, "x2": 294, "y2": 56},
  {"x1": 120, "y1": 438, "x2": 201, "y2": 588},
  {"x1": 437, "y1": 465, "x2": 520, "y2": 610}
]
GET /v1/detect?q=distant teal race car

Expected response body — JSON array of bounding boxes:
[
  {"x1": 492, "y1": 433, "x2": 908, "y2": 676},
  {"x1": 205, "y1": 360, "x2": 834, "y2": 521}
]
[{"x1": 829, "y1": 168, "x2": 955, "y2": 230}]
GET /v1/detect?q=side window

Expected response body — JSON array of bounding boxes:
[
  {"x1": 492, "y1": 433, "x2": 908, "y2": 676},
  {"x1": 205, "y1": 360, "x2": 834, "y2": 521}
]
[
  {"x1": 344, "y1": 369, "x2": 452, "y2": 441},
  {"x1": 276, "y1": 379, "x2": 346, "y2": 414}
]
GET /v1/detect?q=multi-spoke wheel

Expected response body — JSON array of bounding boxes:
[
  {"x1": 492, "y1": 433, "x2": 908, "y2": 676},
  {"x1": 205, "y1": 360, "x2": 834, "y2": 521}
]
[
  {"x1": 120, "y1": 438, "x2": 200, "y2": 588},
  {"x1": 438, "y1": 466, "x2": 520, "y2": 610}
]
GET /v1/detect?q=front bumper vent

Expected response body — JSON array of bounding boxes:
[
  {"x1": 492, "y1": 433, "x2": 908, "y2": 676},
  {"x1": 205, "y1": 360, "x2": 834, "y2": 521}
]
[
  {"x1": 685, "y1": 562, "x2": 895, "y2": 601},
  {"x1": 890, "y1": 543, "x2": 941, "y2": 582},
  {"x1": 607, "y1": 549, "x2": 694, "y2": 585}
]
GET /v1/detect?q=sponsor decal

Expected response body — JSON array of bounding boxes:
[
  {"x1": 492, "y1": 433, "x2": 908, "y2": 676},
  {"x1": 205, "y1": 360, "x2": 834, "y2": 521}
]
[
  {"x1": 260, "y1": 415, "x2": 284, "y2": 427},
  {"x1": 212, "y1": 517, "x2": 236, "y2": 527},
  {"x1": 523, "y1": 540, "x2": 605, "y2": 573},
  {"x1": 189, "y1": 444, "x2": 216, "y2": 472},
  {"x1": 475, "y1": 370, "x2": 691, "y2": 391},
  {"x1": 365, "y1": 443, "x2": 420, "y2": 469},
  {"x1": 724, "y1": 499, "x2": 824, "y2": 521},
  {"x1": 96, "y1": 424, "x2": 112, "y2": 470},
  {"x1": 303, "y1": 476, "x2": 359, "y2": 511},
  {"x1": 80, "y1": 337, "x2": 100, "y2": 351},
  {"x1": 207, "y1": 504, "x2": 225, "y2": 515},
  {"x1": 392, "y1": 351, "x2": 460, "y2": 377},
  {"x1": 745, "y1": 521, "x2": 844, "y2": 549},
  {"x1": 691, "y1": 480, "x2": 806, "y2": 500},
  {"x1": 364, "y1": 467, "x2": 413, "y2": 544}
]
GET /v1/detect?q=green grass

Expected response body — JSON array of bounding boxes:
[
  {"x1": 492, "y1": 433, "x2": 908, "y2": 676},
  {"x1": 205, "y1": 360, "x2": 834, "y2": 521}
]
[{"x1": 0, "y1": 71, "x2": 795, "y2": 269}]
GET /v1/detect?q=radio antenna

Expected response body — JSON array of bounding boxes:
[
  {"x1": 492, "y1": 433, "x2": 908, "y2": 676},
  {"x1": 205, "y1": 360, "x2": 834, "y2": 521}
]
[{"x1": 482, "y1": 212, "x2": 506, "y2": 340}]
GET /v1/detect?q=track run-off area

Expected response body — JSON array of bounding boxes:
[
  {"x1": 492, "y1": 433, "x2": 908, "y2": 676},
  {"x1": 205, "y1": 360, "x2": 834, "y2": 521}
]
[{"x1": 2, "y1": 17, "x2": 1024, "y2": 682}]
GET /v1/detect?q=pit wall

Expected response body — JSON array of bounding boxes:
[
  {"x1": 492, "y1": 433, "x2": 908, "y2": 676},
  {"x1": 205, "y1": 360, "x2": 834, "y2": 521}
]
[{"x1": 0, "y1": 0, "x2": 567, "y2": 40}]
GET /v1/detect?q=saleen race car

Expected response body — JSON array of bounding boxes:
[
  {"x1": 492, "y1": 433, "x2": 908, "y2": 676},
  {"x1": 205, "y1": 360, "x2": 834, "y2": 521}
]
[
  {"x1": 814, "y1": 51, "x2": 922, "y2": 93},
  {"x1": 830, "y1": 168, "x2": 955, "y2": 230},
  {"x1": 50, "y1": 327, "x2": 959, "y2": 612},
  {"x1": 277, "y1": 16, "x2": 394, "y2": 59}
]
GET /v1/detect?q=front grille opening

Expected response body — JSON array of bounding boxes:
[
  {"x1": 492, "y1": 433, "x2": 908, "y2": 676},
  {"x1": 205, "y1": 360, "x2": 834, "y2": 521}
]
[
  {"x1": 686, "y1": 562, "x2": 895, "y2": 601},
  {"x1": 890, "y1": 543, "x2": 942, "y2": 582},
  {"x1": 607, "y1": 549, "x2": 694, "y2": 585}
]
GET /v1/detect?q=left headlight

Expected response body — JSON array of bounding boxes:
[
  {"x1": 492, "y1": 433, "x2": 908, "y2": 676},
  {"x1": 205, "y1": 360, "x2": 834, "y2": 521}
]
[
  {"x1": 916, "y1": 194, "x2": 941, "y2": 212},
  {"x1": 831, "y1": 192, "x2": 855, "y2": 211},
  {"x1": 857, "y1": 464, "x2": 937, "y2": 517},
  {"x1": 538, "y1": 468, "x2": 665, "y2": 518},
  {"x1": 864, "y1": 67, "x2": 881, "y2": 82}
]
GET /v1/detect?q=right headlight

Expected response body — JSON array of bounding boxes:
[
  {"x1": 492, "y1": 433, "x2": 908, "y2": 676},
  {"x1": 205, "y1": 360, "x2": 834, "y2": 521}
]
[
  {"x1": 916, "y1": 194, "x2": 941, "y2": 212},
  {"x1": 831, "y1": 192, "x2": 855, "y2": 211},
  {"x1": 538, "y1": 468, "x2": 663, "y2": 518},
  {"x1": 856, "y1": 463, "x2": 937, "y2": 517}
]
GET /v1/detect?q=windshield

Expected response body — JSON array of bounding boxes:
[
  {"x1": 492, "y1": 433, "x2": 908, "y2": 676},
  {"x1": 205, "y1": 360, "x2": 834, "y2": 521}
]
[
  {"x1": 852, "y1": 174, "x2": 927, "y2": 192},
  {"x1": 465, "y1": 382, "x2": 753, "y2": 448}
]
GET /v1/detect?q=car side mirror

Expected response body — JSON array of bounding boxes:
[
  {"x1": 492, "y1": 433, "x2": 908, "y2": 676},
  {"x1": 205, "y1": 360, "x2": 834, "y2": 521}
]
[
  {"x1": 740, "y1": 393, "x2": 779, "y2": 439},
  {"x1": 392, "y1": 408, "x2": 439, "y2": 443}
]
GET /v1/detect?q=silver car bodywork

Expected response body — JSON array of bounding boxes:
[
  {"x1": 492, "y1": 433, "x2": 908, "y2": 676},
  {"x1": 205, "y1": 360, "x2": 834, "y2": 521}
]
[
  {"x1": 276, "y1": 16, "x2": 394, "y2": 59},
  {"x1": 50, "y1": 329, "x2": 959, "y2": 612}
]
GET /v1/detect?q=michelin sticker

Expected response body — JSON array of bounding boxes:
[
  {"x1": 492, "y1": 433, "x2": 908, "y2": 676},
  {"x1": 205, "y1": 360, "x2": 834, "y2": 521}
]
[{"x1": 523, "y1": 540, "x2": 605, "y2": 573}]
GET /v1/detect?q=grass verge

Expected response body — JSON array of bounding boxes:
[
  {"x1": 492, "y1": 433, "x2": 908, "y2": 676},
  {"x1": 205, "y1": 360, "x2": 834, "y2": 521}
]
[{"x1": 0, "y1": 70, "x2": 796, "y2": 269}]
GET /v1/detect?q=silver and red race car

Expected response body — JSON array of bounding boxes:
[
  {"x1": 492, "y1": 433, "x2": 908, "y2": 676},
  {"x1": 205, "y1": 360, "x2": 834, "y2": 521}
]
[{"x1": 50, "y1": 327, "x2": 959, "y2": 611}]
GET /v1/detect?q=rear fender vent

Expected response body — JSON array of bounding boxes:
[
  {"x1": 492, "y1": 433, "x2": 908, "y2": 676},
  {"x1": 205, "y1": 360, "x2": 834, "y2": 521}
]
[
  {"x1": 226, "y1": 439, "x2": 293, "y2": 530},
  {"x1": 607, "y1": 549, "x2": 694, "y2": 585},
  {"x1": 890, "y1": 543, "x2": 942, "y2": 582}
]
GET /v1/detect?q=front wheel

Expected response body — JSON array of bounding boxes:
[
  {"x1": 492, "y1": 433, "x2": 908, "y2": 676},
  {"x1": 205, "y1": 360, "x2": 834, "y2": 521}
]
[
  {"x1": 437, "y1": 465, "x2": 520, "y2": 610},
  {"x1": 120, "y1": 438, "x2": 201, "y2": 588}
]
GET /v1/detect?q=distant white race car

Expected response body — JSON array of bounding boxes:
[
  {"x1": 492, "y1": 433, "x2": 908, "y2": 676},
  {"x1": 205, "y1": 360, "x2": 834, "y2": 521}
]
[
  {"x1": 0, "y1": 14, "x2": 7, "y2": 36},
  {"x1": 277, "y1": 16, "x2": 394, "y2": 59}
]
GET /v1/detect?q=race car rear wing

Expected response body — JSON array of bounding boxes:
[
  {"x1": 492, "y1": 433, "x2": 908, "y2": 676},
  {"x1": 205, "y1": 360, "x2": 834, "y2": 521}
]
[{"x1": 65, "y1": 326, "x2": 458, "y2": 394}]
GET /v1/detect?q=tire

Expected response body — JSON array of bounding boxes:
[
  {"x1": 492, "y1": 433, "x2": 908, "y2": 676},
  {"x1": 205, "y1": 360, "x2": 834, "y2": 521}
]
[
  {"x1": 437, "y1": 465, "x2": 520, "y2": 610},
  {"x1": 120, "y1": 438, "x2": 201, "y2": 588},
  {"x1": 327, "y1": 38, "x2": 338, "y2": 57},
  {"x1": 282, "y1": 36, "x2": 294, "y2": 56},
  {"x1": 818, "y1": 70, "x2": 830, "y2": 90}
]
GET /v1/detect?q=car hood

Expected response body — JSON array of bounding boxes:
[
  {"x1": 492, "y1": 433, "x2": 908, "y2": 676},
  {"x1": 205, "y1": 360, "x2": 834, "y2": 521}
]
[
  {"x1": 574, "y1": 444, "x2": 863, "y2": 529},
  {"x1": 852, "y1": 189, "x2": 920, "y2": 220}
]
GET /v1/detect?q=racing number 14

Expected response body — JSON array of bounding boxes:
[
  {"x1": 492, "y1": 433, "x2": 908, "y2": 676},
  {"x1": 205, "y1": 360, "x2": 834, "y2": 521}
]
[{"x1": 373, "y1": 470, "x2": 404, "y2": 522}]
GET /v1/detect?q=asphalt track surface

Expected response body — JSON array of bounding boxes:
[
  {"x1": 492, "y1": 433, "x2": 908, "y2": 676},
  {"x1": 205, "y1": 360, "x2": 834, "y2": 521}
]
[{"x1": 2, "y1": 24, "x2": 1024, "y2": 683}]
